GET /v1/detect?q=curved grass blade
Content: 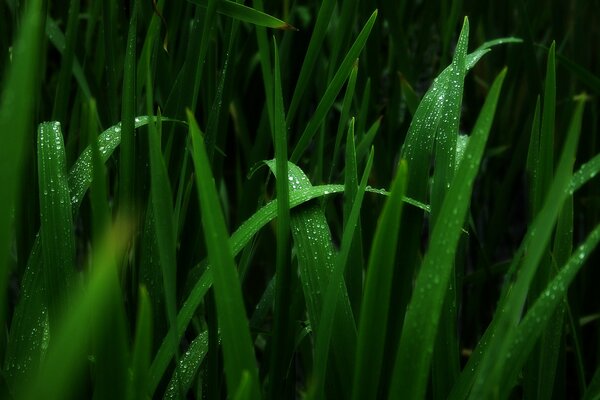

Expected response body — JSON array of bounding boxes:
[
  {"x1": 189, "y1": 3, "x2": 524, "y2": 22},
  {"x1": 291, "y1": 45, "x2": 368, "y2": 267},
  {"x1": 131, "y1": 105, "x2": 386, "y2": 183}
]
[
  {"x1": 468, "y1": 89, "x2": 584, "y2": 400},
  {"x1": 188, "y1": 0, "x2": 295, "y2": 30},
  {"x1": 352, "y1": 160, "x2": 407, "y2": 400},
  {"x1": 37, "y1": 122, "x2": 75, "y2": 331},
  {"x1": 389, "y1": 68, "x2": 507, "y2": 400},
  {"x1": 188, "y1": 111, "x2": 261, "y2": 400},
  {"x1": 290, "y1": 10, "x2": 377, "y2": 163}
]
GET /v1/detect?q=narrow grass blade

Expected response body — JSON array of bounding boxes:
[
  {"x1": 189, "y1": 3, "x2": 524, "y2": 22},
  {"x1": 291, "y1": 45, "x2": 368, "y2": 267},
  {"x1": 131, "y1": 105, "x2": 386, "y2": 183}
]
[
  {"x1": 356, "y1": 117, "x2": 381, "y2": 163},
  {"x1": 21, "y1": 219, "x2": 132, "y2": 400},
  {"x1": 389, "y1": 68, "x2": 507, "y2": 400},
  {"x1": 286, "y1": 0, "x2": 336, "y2": 123},
  {"x1": 37, "y1": 122, "x2": 76, "y2": 330},
  {"x1": 570, "y1": 151, "x2": 600, "y2": 193},
  {"x1": 51, "y1": 0, "x2": 80, "y2": 123},
  {"x1": 500, "y1": 223, "x2": 600, "y2": 397},
  {"x1": 310, "y1": 148, "x2": 373, "y2": 400},
  {"x1": 290, "y1": 10, "x2": 377, "y2": 163},
  {"x1": 343, "y1": 119, "x2": 364, "y2": 317},
  {"x1": 188, "y1": 0, "x2": 295, "y2": 30},
  {"x1": 265, "y1": 159, "x2": 357, "y2": 399},
  {"x1": 118, "y1": 2, "x2": 138, "y2": 214},
  {"x1": 268, "y1": 38, "x2": 293, "y2": 400},
  {"x1": 129, "y1": 287, "x2": 152, "y2": 400},
  {"x1": 468, "y1": 90, "x2": 584, "y2": 400},
  {"x1": 352, "y1": 160, "x2": 407, "y2": 400},
  {"x1": 188, "y1": 111, "x2": 260, "y2": 399},
  {"x1": 583, "y1": 366, "x2": 600, "y2": 400},
  {"x1": 0, "y1": 0, "x2": 43, "y2": 339},
  {"x1": 148, "y1": 105, "x2": 180, "y2": 395}
]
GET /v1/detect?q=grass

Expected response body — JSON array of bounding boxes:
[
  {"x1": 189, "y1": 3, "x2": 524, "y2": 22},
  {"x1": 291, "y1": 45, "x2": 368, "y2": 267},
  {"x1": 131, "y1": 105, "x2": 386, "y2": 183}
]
[{"x1": 1, "y1": 1, "x2": 600, "y2": 399}]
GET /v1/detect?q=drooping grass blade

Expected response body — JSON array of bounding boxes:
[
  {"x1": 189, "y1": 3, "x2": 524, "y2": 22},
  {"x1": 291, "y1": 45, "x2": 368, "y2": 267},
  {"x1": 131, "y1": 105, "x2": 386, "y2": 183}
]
[{"x1": 188, "y1": 0, "x2": 295, "y2": 30}]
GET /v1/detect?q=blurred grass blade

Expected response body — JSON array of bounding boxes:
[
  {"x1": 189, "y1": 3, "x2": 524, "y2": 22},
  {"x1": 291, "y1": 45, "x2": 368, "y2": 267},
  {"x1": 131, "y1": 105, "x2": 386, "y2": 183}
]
[
  {"x1": 570, "y1": 151, "x2": 600, "y2": 193},
  {"x1": 390, "y1": 68, "x2": 507, "y2": 400},
  {"x1": 0, "y1": 0, "x2": 43, "y2": 338},
  {"x1": 583, "y1": 367, "x2": 600, "y2": 400},
  {"x1": 352, "y1": 160, "x2": 407, "y2": 400},
  {"x1": 22, "y1": 219, "x2": 132, "y2": 400},
  {"x1": 290, "y1": 10, "x2": 377, "y2": 163},
  {"x1": 468, "y1": 89, "x2": 584, "y2": 400},
  {"x1": 129, "y1": 287, "x2": 152, "y2": 400},
  {"x1": 188, "y1": 0, "x2": 295, "y2": 30},
  {"x1": 37, "y1": 122, "x2": 76, "y2": 330},
  {"x1": 188, "y1": 111, "x2": 260, "y2": 399}
]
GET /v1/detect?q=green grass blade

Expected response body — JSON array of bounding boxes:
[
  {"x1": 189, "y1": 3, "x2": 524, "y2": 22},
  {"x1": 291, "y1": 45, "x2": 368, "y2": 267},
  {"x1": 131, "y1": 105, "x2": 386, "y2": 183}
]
[
  {"x1": 468, "y1": 90, "x2": 584, "y2": 400},
  {"x1": 352, "y1": 160, "x2": 407, "y2": 400},
  {"x1": 430, "y1": 18, "x2": 469, "y2": 398},
  {"x1": 583, "y1": 366, "x2": 600, "y2": 400},
  {"x1": 310, "y1": 147, "x2": 373, "y2": 400},
  {"x1": 570, "y1": 151, "x2": 600, "y2": 193},
  {"x1": 37, "y1": 122, "x2": 75, "y2": 330},
  {"x1": 389, "y1": 68, "x2": 507, "y2": 400},
  {"x1": 0, "y1": 0, "x2": 43, "y2": 342},
  {"x1": 188, "y1": 0, "x2": 295, "y2": 29},
  {"x1": 500, "y1": 223, "x2": 600, "y2": 397},
  {"x1": 356, "y1": 117, "x2": 381, "y2": 163},
  {"x1": 21, "y1": 220, "x2": 131, "y2": 400},
  {"x1": 286, "y1": 0, "x2": 336, "y2": 123},
  {"x1": 268, "y1": 38, "x2": 293, "y2": 400},
  {"x1": 343, "y1": 119, "x2": 364, "y2": 317},
  {"x1": 118, "y1": 2, "x2": 138, "y2": 214},
  {"x1": 51, "y1": 0, "x2": 80, "y2": 123},
  {"x1": 45, "y1": 18, "x2": 91, "y2": 100},
  {"x1": 188, "y1": 111, "x2": 260, "y2": 400},
  {"x1": 129, "y1": 287, "x2": 153, "y2": 400},
  {"x1": 290, "y1": 10, "x2": 377, "y2": 163}
]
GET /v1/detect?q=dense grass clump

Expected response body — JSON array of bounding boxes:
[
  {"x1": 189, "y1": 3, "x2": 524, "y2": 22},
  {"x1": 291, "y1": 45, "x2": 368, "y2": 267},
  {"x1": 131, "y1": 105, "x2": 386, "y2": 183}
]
[{"x1": 1, "y1": 0, "x2": 600, "y2": 399}]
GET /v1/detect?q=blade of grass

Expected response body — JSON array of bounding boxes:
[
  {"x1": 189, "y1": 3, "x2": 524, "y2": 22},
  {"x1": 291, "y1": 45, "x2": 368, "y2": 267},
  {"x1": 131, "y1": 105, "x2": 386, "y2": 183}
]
[
  {"x1": 468, "y1": 90, "x2": 584, "y2": 400},
  {"x1": 286, "y1": 0, "x2": 336, "y2": 123},
  {"x1": 0, "y1": 0, "x2": 43, "y2": 345},
  {"x1": 309, "y1": 146, "x2": 374, "y2": 400},
  {"x1": 118, "y1": 1, "x2": 138, "y2": 215},
  {"x1": 268, "y1": 38, "x2": 293, "y2": 400},
  {"x1": 188, "y1": 111, "x2": 260, "y2": 400},
  {"x1": 163, "y1": 332, "x2": 209, "y2": 399},
  {"x1": 129, "y1": 287, "x2": 152, "y2": 400},
  {"x1": 188, "y1": 0, "x2": 295, "y2": 30},
  {"x1": 290, "y1": 10, "x2": 377, "y2": 163},
  {"x1": 37, "y1": 122, "x2": 75, "y2": 331},
  {"x1": 352, "y1": 160, "x2": 407, "y2": 400},
  {"x1": 430, "y1": 18, "x2": 469, "y2": 399},
  {"x1": 21, "y1": 219, "x2": 132, "y2": 400},
  {"x1": 389, "y1": 68, "x2": 507, "y2": 400},
  {"x1": 499, "y1": 223, "x2": 600, "y2": 397}
]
